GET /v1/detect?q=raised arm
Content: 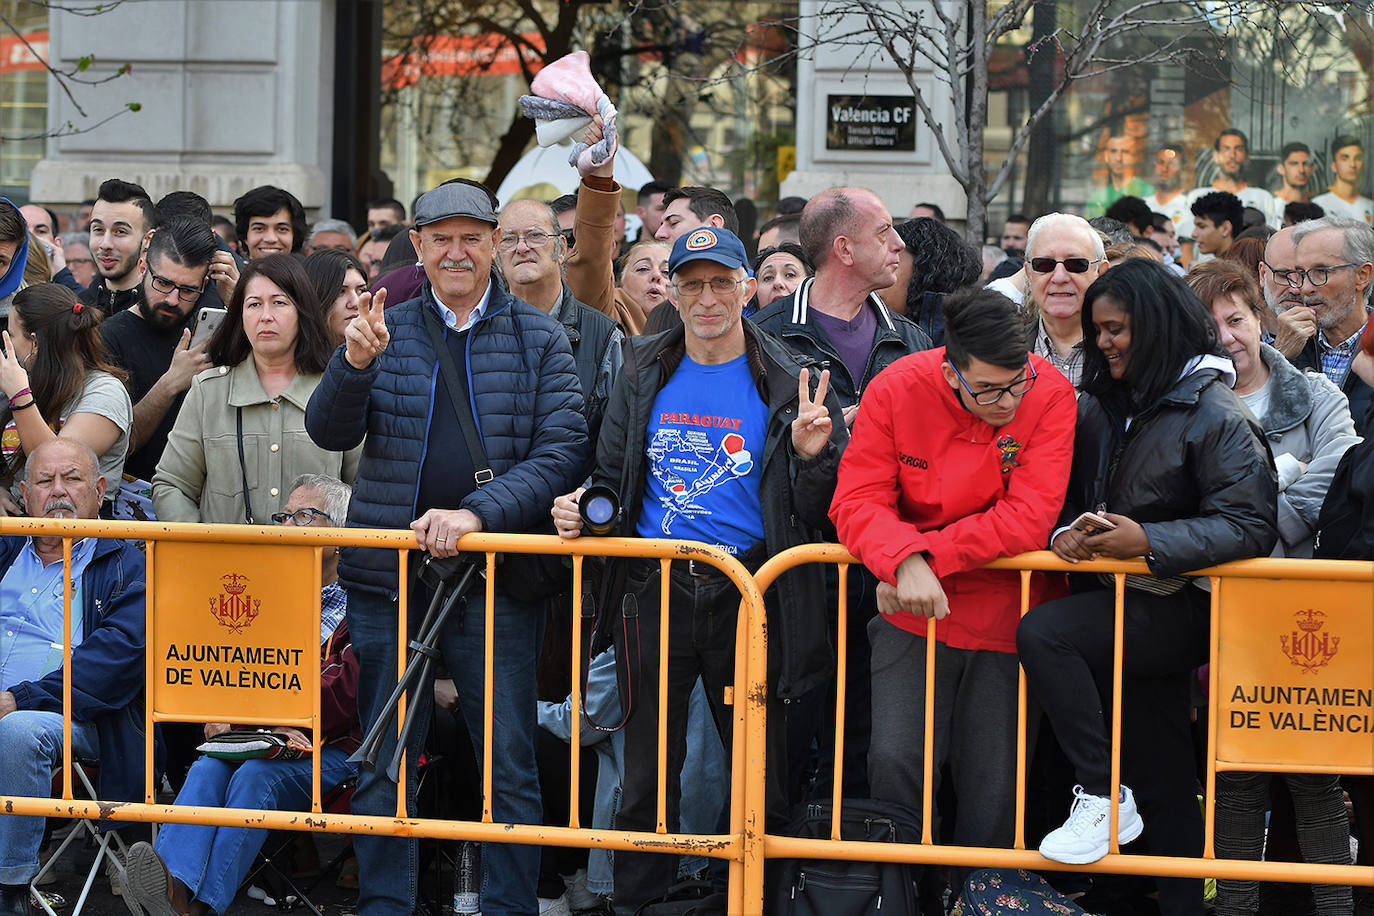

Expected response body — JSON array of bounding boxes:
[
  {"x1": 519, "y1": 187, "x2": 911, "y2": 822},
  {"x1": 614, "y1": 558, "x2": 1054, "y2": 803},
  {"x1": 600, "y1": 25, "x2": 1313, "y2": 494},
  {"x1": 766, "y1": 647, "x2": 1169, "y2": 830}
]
[{"x1": 564, "y1": 118, "x2": 647, "y2": 334}]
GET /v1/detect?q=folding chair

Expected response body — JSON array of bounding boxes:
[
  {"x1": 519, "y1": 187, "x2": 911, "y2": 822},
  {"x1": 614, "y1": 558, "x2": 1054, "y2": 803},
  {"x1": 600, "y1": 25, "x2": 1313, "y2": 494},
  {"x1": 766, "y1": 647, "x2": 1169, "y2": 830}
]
[
  {"x1": 31, "y1": 759, "x2": 131, "y2": 915},
  {"x1": 241, "y1": 775, "x2": 358, "y2": 915}
]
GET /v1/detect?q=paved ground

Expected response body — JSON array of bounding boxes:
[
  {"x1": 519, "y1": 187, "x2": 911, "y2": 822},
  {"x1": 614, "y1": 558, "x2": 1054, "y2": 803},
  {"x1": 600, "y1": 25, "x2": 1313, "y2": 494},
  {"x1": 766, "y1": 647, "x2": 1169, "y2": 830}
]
[{"x1": 27, "y1": 828, "x2": 461, "y2": 916}]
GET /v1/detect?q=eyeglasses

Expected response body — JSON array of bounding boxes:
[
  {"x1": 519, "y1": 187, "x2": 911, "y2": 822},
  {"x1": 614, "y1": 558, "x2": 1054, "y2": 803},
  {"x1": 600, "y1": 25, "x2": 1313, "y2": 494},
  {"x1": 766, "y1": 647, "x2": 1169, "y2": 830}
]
[
  {"x1": 271, "y1": 507, "x2": 332, "y2": 526},
  {"x1": 1266, "y1": 263, "x2": 1358, "y2": 288},
  {"x1": 497, "y1": 229, "x2": 554, "y2": 251},
  {"x1": 673, "y1": 277, "x2": 744, "y2": 300},
  {"x1": 147, "y1": 269, "x2": 205, "y2": 303},
  {"x1": 949, "y1": 361, "x2": 1037, "y2": 406},
  {"x1": 66, "y1": 257, "x2": 94, "y2": 266},
  {"x1": 1029, "y1": 257, "x2": 1102, "y2": 274}
]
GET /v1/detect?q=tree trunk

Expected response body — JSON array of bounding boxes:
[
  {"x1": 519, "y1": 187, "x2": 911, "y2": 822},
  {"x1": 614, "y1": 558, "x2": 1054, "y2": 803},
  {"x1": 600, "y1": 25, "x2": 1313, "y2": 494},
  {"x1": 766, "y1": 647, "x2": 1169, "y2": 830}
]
[
  {"x1": 483, "y1": 117, "x2": 537, "y2": 191},
  {"x1": 963, "y1": 0, "x2": 990, "y2": 247},
  {"x1": 1021, "y1": 0, "x2": 1059, "y2": 218},
  {"x1": 481, "y1": 0, "x2": 582, "y2": 190}
]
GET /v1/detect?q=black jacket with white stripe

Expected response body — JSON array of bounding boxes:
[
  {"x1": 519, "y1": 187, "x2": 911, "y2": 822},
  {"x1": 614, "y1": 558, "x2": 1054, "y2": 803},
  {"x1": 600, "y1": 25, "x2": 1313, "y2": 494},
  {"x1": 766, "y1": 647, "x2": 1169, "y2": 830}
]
[{"x1": 751, "y1": 277, "x2": 934, "y2": 408}]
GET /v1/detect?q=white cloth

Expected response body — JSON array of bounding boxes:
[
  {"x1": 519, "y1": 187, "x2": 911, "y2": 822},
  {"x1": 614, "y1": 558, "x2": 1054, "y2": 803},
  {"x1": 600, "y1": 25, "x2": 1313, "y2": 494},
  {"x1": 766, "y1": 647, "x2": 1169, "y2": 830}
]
[
  {"x1": 984, "y1": 273, "x2": 1025, "y2": 306},
  {"x1": 1145, "y1": 191, "x2": 1194, "y2": 240},
  {"x1": 1311, "y1": 191, "x2": 1374, "y2": 225}
]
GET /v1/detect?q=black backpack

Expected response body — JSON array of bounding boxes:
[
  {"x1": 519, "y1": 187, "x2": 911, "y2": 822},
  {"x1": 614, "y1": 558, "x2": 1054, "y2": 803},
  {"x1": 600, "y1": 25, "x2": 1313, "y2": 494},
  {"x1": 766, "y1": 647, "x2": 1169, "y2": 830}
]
[{"x1": 768, "y1": 799, "x2": 922, "y2": 915}]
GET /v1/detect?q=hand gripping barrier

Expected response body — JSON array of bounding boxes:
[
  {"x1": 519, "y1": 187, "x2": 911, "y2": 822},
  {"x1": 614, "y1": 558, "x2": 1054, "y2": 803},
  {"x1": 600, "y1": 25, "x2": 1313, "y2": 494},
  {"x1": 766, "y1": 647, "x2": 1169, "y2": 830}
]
[{"x1": 0, "y1": 516, "x2": 1369, "y2": 915}]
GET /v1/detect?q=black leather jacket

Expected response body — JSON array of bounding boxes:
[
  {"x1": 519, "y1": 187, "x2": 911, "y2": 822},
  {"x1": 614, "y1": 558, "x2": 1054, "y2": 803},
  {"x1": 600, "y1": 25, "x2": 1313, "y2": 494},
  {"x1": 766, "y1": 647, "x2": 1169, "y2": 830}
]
[
  {"x1": 1062, "y1": 366, "x2": 1278, "y2": 577},
  {"x1": 1315, "y1": 438, "x2": 1374, "y2": 561}
]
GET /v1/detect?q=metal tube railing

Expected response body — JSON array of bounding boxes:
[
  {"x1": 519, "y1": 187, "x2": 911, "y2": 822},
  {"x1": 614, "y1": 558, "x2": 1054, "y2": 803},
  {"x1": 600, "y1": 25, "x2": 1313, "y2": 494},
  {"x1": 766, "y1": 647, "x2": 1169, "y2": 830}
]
[
  {"x1": 3, "y1": 515, "x2": 1370, "y2": 913},
  {"x1": 751, "y1": 544, "x2": 1374, "y2": 893}
]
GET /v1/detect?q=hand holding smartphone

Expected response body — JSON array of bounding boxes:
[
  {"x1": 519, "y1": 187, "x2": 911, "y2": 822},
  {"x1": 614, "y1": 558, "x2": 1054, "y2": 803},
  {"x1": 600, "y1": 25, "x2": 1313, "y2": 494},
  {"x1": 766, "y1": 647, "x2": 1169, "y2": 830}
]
[
  {"x1": 1070, "y1": 511, "x2": 1118, "y2": 537},
  {"x1": 189, "y1": 306, "x2": 227, "y2": 348}
]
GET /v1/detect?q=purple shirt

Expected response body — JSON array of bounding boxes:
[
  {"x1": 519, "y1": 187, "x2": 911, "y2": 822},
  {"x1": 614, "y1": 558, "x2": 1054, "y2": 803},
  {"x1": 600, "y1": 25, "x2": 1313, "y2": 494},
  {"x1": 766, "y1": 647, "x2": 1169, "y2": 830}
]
[{"x1": 811, "y1": 304, "x2": 878, "y2": 391}]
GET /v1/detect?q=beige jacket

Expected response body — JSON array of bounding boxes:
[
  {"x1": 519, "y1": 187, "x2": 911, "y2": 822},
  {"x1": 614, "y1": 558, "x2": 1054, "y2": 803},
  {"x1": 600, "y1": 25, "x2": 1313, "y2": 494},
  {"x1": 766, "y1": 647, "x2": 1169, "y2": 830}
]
[
  {"x1": 152, "y1": 358, "x2": 361, "y2": 524},
  {"x1": 565, "y1": 178, "x2": 649, "y2": 335}
]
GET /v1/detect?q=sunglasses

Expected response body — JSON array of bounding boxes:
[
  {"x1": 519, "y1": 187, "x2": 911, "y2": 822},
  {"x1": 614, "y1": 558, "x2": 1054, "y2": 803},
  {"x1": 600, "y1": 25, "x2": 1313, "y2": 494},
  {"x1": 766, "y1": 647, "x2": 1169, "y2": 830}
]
[{"x1": 1029, "y1": 257, "x2": 1102, "y2": 274}]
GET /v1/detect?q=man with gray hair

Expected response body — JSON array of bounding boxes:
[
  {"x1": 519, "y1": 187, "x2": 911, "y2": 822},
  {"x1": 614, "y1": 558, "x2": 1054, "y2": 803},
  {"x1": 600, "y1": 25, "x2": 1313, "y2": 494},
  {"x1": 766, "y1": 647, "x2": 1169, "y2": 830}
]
[
  {"x1": 1022, "y1": 212, "x2": 1110, "y2": 388},
  {"x1": 123, "y1": 473, "x2": 360, "y2": 916},
  {"x1": 1286, "y1": 215, "x2": 1374, "y2": 433},
  {"x1": 305, "y1": 219, "x2": 358, "y2": 255},
  {"x1": 306, "y1": 176, "x2": 588, "y2": 916},
  {"x1": 0, "y1": 439, "x2": 146, "y2": 916},
  {"x1": 59, "y1": 231, "x2": 97, "y2": 289},
  {"x1": 496, "y1": 198, "x2": 622, "y2": 441},
  {"x1": 751, "y1": 186, "x2": 930, "y2": 809}
]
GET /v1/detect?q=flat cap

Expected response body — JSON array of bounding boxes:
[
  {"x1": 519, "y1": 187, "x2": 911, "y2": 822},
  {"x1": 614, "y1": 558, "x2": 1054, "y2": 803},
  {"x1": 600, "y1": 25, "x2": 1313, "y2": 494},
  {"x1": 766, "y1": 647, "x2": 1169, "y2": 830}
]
[{"x1": 413, "y1": 181, "x2": 498, "y2": 228}]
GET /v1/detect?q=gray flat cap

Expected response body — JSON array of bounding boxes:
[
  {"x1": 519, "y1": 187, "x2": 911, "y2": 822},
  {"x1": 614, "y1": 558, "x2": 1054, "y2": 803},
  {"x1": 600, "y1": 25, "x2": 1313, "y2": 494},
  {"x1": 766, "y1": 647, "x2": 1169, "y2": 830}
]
[{"x1": 413, "y1": 181, "x2": 498, "y2": 228}]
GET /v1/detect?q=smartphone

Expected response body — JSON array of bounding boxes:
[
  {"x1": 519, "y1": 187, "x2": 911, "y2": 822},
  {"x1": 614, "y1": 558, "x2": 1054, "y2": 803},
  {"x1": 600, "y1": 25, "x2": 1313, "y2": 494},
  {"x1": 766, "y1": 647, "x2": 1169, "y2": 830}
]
[
  {"x1": 189, "y1": 306, "x2": 227, "y2": 348},
  {"x1": 1070, "y1": 511, "x2": 1117, "y2": 536}
]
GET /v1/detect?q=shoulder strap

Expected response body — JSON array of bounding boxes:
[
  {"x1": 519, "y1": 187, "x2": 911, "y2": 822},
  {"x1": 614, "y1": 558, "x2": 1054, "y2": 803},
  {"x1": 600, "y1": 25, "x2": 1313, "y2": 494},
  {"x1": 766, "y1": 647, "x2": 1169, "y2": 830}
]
[
  {"x1": 421, "y1": 304, "x2": 494, "y2": 488},
  {"x1": 236, "y1": 407, "x2": 255, "y2": 524}
]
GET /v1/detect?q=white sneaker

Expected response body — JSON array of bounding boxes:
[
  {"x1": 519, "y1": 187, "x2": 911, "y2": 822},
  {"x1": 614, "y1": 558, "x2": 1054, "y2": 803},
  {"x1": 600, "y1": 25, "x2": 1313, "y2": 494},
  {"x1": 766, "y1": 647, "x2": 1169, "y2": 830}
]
[
  {"x1": 538, "y1": 894, "x2": 571, "y2": 916},
  {"x1": 1039, "y1": 784, "x2": 1144, "y2": 864}
]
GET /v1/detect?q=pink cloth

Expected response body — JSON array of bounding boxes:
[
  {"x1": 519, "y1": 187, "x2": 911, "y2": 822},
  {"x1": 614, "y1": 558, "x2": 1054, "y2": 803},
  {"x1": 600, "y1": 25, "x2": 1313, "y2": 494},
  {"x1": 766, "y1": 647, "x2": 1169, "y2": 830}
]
[
  {"x1": 521, "y1": 51, "x2": 619, "y2": 170},
  {"x1": 530, "y1": 51, "x2": 602, "y2": 112}
]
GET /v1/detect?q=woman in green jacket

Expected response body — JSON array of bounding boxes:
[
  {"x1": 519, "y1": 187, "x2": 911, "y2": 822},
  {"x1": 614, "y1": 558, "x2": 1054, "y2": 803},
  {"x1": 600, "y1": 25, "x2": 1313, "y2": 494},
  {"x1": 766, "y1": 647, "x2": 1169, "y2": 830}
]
[{"x1": 153, "y1": 254, "x2": 359, "y2": 524}]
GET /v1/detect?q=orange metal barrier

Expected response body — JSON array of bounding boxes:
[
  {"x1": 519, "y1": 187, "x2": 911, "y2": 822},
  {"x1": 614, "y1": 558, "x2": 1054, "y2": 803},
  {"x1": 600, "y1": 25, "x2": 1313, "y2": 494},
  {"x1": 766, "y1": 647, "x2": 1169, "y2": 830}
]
[
  {"x1": 0, "y1": 518, "x2": 770, "y2": 915},
  {"x1": 752, "y1": 544, "x2": 1374, "y2": 894},
  {"x1": 2, "y1": 518, "x2": 1370, "y2": 915}
]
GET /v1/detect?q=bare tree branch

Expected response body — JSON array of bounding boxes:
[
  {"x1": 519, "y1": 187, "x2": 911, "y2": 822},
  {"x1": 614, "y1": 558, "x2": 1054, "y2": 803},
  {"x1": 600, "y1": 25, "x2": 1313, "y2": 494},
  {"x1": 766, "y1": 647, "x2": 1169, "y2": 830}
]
[{"x1": 0, "y1": 6, "x2": 138, "y2": 140}]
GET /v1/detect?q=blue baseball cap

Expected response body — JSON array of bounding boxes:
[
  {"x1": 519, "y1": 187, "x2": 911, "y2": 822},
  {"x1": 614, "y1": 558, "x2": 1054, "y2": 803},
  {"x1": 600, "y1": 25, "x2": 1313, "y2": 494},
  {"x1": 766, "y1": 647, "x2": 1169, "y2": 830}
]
[{"x1": 667, "y1": 227, "x2": 749, "y2": 276}]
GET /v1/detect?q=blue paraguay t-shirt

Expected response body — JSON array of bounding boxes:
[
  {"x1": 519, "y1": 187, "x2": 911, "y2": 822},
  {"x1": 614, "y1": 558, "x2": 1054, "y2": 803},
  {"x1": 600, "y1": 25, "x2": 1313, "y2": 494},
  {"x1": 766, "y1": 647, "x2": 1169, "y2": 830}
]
[{"x1": 636, "y1": 352, "x2": 769, "y2": 555}]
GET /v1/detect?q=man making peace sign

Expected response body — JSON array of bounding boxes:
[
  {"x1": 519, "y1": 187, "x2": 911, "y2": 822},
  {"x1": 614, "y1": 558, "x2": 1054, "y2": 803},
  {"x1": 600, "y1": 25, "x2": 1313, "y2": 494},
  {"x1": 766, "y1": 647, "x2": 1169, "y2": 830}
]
[
  {"x1": 306, "y1": 178, "x2": 589, "y2": 916},
  {"x1": 551, "y1": 226, "x2": 846, "y2": 914}
]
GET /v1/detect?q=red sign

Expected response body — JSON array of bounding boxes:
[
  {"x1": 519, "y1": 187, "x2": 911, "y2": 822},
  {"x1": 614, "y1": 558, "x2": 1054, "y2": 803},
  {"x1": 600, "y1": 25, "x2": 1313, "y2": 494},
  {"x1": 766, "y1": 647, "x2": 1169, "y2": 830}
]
[
  {"x1": 383, "y1": 33, "x2": 546, "y2": 89},
  {"x1": 0, "y1": 30, "x2": 48, "y2": 73}
]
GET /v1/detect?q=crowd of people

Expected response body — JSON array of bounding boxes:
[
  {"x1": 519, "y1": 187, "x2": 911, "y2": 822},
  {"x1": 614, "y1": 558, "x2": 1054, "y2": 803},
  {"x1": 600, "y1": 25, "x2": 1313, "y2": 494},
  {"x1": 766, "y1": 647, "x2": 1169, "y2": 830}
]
[{"x1": 0, "y1": 111, "x2": 1370, "y2": 916}]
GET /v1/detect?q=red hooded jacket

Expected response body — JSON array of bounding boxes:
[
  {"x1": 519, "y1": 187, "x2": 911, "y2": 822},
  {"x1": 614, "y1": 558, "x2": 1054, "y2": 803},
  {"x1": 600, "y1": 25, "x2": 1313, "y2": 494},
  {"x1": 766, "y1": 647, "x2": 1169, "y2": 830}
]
[{"x1": 830, "y1": 349, "x2": 1076, "y2": 652}]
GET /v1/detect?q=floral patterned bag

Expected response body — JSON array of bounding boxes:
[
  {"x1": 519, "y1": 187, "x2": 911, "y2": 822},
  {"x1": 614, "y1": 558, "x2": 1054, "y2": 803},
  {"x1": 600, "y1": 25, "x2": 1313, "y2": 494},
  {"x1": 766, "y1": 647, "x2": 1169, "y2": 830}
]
[{"x1": 950, "y1": 868, "x2": 1091, "y2": 915}]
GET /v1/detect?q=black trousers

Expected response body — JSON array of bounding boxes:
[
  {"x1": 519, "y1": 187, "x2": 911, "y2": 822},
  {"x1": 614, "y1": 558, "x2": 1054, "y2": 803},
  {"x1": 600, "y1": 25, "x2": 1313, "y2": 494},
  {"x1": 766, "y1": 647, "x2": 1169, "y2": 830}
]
[
  {"x1": 778, "y1": 563, "x2": 878, "y2": 810},
  {"x1": 1017, "y1": 584, "x2": 1210, "y2": 916},
  {"x1": 612, "y1": 559, "x2": 740, "y2": 915}
]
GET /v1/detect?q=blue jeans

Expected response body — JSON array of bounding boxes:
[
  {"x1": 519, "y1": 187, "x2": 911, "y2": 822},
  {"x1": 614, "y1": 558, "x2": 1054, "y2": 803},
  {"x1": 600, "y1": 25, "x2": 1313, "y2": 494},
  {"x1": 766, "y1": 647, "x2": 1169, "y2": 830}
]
[
  {"x1": 347, "y1": 585, "x2": 544, "y2": 916},
  {"x1": 0, "y1": 711, "x2": 98, "y2": 884},
  {"x1": 155, "y1": 747, "x2": 356, "y2": 914}
]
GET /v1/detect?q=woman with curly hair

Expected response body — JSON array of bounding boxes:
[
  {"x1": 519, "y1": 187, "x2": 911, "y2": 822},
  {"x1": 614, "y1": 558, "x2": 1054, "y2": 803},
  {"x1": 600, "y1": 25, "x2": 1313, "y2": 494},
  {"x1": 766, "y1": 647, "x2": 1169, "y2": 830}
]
[{"x1": 879, "y1": 216, "x2": 983, "y2": 345}]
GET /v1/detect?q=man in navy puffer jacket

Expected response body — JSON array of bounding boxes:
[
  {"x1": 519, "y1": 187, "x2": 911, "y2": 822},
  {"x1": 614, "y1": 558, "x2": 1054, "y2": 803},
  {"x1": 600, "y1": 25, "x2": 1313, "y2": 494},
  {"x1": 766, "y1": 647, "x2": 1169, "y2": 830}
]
[{"x1": 306, "y1": 179, "x2": 589, "y2": 916}]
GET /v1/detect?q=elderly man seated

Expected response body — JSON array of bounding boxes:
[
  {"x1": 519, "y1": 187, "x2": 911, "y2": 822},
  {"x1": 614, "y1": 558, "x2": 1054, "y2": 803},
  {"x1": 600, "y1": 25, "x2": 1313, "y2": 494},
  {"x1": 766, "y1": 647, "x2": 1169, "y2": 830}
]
[
  {"x1": 0, "y1": 440, "x2": 146, "y2": 916},
  {"x1": 123, "y1": 474, "x2": 359, "y2": 916}
]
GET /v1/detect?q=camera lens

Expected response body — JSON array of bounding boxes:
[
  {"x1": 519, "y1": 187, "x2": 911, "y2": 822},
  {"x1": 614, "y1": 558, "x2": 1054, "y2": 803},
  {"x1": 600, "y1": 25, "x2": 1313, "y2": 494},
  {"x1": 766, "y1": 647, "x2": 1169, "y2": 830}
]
[
  {"x1": 578, "y1": 485, "x2": 621, "y2": 536},
  {"x1": 584, "y1": 494, "x2": 615, "y2": 526}
]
